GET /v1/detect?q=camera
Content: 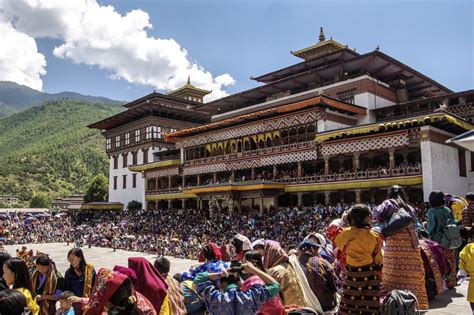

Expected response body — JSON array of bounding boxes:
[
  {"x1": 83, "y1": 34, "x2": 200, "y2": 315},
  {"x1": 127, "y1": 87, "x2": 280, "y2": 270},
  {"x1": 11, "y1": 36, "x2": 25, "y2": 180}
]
[{"x1": 230, "y1": 260, "x2": 243, "y2": 272}]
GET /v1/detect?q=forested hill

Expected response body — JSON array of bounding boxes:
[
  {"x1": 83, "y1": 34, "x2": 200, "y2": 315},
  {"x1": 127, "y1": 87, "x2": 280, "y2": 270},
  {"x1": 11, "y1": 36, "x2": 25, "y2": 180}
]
[
  {"x1": 0, "y1": 81, "x2": 121, "y2": 117},
  {"x1": 0, "y1": 99, "x2": 122, "y2": 202}
]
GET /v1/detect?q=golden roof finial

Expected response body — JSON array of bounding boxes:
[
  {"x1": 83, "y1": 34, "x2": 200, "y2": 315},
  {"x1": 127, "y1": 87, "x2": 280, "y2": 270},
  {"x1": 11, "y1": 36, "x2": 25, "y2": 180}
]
[
  {"x1": 187, "y1": 75, "x2": 191, "y2": 85},
  {"x1": 319, "y1": 27, "x2": 326, "y2": 42}
]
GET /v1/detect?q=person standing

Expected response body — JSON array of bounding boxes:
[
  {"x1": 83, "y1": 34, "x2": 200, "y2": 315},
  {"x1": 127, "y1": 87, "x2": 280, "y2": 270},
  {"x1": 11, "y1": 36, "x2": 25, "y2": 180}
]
[
  {"x1": 31, "y1": 255, "x2": 65, "y2": 315},
  {"x1": 372, "y1": 185, "x2": 429, "y2": 310},
  {"x1": 463, "y1": 193, "x2": 474, "y2": 240},
  {"x1": 426, "y1": 191, "x2": 458, "y2": 289}
]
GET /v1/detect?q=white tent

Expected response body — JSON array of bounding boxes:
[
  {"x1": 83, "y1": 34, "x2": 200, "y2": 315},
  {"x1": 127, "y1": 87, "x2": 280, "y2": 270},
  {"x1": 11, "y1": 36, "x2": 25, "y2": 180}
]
[{"x1": 446, "y1": 130, "x2": 474, "y2": 151}]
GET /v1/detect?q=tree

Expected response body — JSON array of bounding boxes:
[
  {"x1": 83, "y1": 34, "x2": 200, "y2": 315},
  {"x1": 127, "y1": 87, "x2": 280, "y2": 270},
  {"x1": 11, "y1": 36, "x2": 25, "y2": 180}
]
[
  {"x1": 29, "y1": 192, "x2": 51, "y2": 208},
  {"x1": 84, "y1": 173, "x2": 108, "y2": 203},
  {"x1": 127, "y1": 200, "x2": 142, "y2": 211}
]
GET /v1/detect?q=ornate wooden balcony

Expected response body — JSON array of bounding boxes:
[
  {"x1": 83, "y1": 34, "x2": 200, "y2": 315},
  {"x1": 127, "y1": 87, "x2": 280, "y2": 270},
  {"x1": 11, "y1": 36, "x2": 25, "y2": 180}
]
[{"x1": 274, "y1": 166, "x2": 422, "y2": 184}]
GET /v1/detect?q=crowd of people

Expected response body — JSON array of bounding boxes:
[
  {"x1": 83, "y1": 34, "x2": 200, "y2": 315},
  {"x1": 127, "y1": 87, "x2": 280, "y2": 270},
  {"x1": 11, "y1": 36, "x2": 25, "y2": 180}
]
[{"x1": 0, "y1": 187, "x2": 472, "y2": 314}]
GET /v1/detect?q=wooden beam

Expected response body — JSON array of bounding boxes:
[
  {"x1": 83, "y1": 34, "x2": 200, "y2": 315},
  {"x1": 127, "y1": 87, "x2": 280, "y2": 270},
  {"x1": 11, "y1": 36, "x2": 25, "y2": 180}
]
[
  {"x1": 372, "y1": 63, "x2": 391, "y2": 76},
  {"x1": 408, "y1": 84, "x2": 432, "y2": 92},
  {"x1": 360, "y1": 54, "x2": 376, "y2": 74}
]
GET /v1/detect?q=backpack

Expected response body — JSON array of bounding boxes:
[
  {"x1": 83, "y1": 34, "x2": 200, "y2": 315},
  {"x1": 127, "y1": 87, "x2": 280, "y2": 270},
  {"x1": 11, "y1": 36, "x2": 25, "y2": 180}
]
[
  {"x1": 382, "y1": 289, "x2": 419, "y2": 315},
  {"x1": 440, "y1": 218, "x2": 462, "y2": 250}
]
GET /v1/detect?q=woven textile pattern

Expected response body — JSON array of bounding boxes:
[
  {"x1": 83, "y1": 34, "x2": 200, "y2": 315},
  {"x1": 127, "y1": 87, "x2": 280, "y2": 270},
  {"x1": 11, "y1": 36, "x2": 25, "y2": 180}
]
[{"x1": 146, "y1": 167, "x2": 179, "y2": 177}]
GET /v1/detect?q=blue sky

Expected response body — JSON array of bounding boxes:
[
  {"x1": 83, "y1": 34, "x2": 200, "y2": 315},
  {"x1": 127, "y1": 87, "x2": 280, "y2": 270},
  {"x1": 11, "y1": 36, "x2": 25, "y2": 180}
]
[{"x1": 3, "y1": 0, "x2": 473, "y2": 101}]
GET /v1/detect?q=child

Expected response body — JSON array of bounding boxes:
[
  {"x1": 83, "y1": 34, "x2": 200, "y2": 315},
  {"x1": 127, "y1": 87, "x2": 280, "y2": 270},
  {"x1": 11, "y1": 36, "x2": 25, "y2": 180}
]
[
  {"x1": 56, "y1": 291, "x2": 75, "y2": 315},
  {"x1": 335, "y1": 204, "x2": 383, "y2": 315},
  {"x1": 458, "y1": 242, "x2": 474, "y2": 312}
]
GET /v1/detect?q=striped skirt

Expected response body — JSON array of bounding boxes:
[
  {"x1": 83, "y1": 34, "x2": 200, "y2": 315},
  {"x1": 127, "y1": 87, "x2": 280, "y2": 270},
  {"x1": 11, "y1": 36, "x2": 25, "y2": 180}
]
[
  {"x1": 381, "y1": 229, "x2": 429, "y2": 310},
  {"x1": 339, "y1": 264, "x2": 381, "y2": 315}
]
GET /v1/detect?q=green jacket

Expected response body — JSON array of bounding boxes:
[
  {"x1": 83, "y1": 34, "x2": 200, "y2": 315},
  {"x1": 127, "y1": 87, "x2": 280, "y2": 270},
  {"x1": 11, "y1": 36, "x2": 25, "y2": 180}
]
[{"x1": 426, "y1": 206, "x2": 454, "y2": 243}]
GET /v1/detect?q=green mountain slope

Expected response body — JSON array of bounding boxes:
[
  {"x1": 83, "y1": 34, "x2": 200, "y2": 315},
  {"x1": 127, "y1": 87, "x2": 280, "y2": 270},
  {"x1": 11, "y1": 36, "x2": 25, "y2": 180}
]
[
  {"x1": 0, "y1": 99, "x2": 122, "y2": 202},
  {"x1": 0, "y1": 81, "x2": 121, "y2": 117}
]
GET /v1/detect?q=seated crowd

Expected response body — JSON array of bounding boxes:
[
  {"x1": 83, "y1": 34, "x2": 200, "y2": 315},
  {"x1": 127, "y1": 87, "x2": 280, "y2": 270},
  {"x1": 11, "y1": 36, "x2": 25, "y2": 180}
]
[{"x1": 0, "y1": 187, "x2": 472, "y2": 314}]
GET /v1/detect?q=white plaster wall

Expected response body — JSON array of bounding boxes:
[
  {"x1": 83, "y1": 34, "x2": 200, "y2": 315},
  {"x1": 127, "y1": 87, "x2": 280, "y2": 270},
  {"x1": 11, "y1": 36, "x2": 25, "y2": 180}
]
[
  {"x1": 109, "y1": 151, "x2": 144, "y2": 209},
  {"x1": 421, "y1": 140, "x2": 471, "y2": 201},
  {"x1": 355, "y1": 92, "x2": 396, "y2": 125},
  {"x1": 324, "y1": 120, "x2": 351, "y2": 132}
]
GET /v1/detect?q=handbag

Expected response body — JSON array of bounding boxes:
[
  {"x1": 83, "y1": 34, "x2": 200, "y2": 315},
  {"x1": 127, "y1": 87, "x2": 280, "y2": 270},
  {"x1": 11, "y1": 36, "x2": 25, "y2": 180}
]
[{"x1": 381, "y1": 202, "x2": 415, "y2": 237}]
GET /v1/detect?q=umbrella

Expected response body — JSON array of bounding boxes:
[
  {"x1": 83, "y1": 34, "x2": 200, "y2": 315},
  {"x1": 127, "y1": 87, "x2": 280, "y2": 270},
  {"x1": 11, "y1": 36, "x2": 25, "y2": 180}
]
[
  {"x1": 446, "y1": 130, "x2": 474, "y2": 151},
  {"x1": 0, "y1": 214, "x2": 8, "y2": 220}
]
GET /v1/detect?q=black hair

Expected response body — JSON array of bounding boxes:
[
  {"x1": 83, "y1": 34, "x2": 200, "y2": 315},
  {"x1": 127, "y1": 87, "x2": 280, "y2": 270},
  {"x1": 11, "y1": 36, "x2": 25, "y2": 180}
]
[
  {"x1": 244, "y1": 251, "x2": 266, "y2": 272},
  {"x1": 59, "y1": 291, "x2": 74, "y2": 300},
  {"x1": 154, "y1": 257, "x2": 170, "y2": 275},
  {"x1": 173, "y1": 273, "x2": 182, "y2": 282},
  {"x1": 107, "y1": 278, "x2": 141, "y2": 315},
  {"x1": 348, "y1": 204, "x2": 372, "y2": 228},
  {"x1": 35, "y1": 255, "x2": 51, "y2": 266},
  {"x1": 201, "y1": 244, "x2": 216, "y2": 261},
  {"x1": 466, "y1": 192, "x2": 474, "y2": 201},
  {"x1": 0, "y1": 289, "x2": 27, "y2": 315},
  {"x1": 220, "y1": 273, "x2": 240, "y2": 286},
  {"x1": 67, "y1": 248, "x2": 87, "y2": 272},
  {"x1": 232, "y1": 237, "x2": 243, "y2": 253},
  {"x1": 4, "y1": 258, "x2": 35, "y2": 295},
  {"x1": 0, "y1": 252, "x2": 11, "y2": 277},
  {"x1": 429, "y1": 191, "x2": 446, "y2": 207},
  {"x1": 388, "y1": 185, "x2": 413, "y2": 210}
]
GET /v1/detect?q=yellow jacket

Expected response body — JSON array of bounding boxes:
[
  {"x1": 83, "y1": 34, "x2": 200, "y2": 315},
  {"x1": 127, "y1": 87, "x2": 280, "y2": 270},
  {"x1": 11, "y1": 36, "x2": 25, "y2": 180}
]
[
  {"x1": 335, "y1": 226, "x2": 383, "y2": 267},
  {"x1": 16, "y1": 287, "x2": 40, "y2": 315},
  {"x1": 459, "y1": 243, "x2": 474, "y2": 302}
]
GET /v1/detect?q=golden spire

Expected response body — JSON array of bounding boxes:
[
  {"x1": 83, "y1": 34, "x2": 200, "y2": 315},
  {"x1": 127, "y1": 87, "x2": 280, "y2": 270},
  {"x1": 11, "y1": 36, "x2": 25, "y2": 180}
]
[
  {"x1": 319, "y1": 27, "x2": 326, "y2": 42},
  {"x1": 187, "y1": 75, "x2": 191, "y2": 85}
]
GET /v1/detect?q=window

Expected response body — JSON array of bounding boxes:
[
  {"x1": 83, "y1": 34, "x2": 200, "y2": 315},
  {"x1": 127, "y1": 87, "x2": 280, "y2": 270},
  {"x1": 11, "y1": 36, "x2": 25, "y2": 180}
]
[
  {"x1": 337, "y1": 89, "x2": 356, "y2": 104},
  {"x1": 123, "y1": 175, "x2": 127, "y2": 189},
  {"x1": 113, "y1": 176, "x2": 117, "y2": 190},
  {"x1": 146, "y1": 126, "x2": 152, "y2": 140},
  {"x1": 125, "y1": 133, "x2": 130, "y2": 145},
  {"x1": 459, "y1": 149, "x2": 466, "y2": 177},
  {"x1": 106, "y1": 138, "x2": 111, "y2": 150},
  {"x1": 135, "y1": 129, "x2": 141, "y2": 142},
  {"x1": 115, "y1": 135, "x2": 121, "y2": 148},
  {"x1": 122, "y1": 153, "x2": 128, "y2": 168},
  {"x1": 132, "y1": 151, "x2": 138, "y2": 165},
  {"x1": 132, "y1": 174, "x2": 137, "y2": 188},
  {"x1": 143, "y1": 148, "x2": 149, "y2": 164},
  {"x1": 113, "y1": 156, "x2": 118, "y2": 169}
]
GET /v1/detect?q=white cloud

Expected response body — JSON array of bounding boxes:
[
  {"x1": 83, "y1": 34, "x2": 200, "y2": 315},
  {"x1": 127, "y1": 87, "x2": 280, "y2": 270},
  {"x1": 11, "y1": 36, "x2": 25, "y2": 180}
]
[
  {"x1": 0, "y1": 0, "x2": 234, "y2": 100},
  {"x1": 0, "y1": 19, "x2": 46, "y2": 90}
]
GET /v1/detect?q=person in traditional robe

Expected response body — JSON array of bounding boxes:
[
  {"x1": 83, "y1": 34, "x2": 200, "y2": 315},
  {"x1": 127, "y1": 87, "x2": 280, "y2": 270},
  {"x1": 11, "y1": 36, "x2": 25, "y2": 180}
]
[
  {"x1": 154, "y1": 257, "x2": 186, "y2": 315},
  {"x1": 180, "y1": 243, "x2": 228, "y2": 281},
  {"x1": 64, "y1": 248, "x2": 96, "y2": 315},
  {"x1": 31, "y1": 255, "x2": 65, "y2": 315}
]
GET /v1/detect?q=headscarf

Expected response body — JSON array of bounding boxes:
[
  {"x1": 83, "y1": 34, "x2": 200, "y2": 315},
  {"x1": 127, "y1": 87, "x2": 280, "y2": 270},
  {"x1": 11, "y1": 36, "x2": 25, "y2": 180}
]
[
  {"x1": 113, "y1": 265, "x2": 138, "y2": 284},
  {"x1": 128, "y1": 257, "x2": 168, "y2": 312},
  {"x1": 251, "y1": 239, "x2": 265, "y2": 249},
  {"x1": 298, "y1": 239, "x2": 320, "y2": 252},
  {"x1": 198, "y1": 243, "x2": 222, "y2": 262},
  {"x1": 263, "y1": 241, "x2": 289, "y2": 270},
  {"x1": 84, "y1": 268, "x2": 130, "y2": 315},
  {"x1": 233, "y1": 234, "x2": 252, "y2": 251},
  {"x1": 305, "y1": 233, "x2": 327, "y2": 247}
]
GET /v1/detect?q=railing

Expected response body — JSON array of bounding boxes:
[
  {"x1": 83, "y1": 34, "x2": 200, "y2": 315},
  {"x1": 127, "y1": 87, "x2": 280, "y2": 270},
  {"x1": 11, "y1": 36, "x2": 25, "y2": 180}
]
[
  {"x1": 273, "y1": 166, "x2": 422, "y2": 184},
  {"x1": 145, "y1": 188, "x2": 181, "y2": 195},
  {"x1": 376, "y1": 102, "x2": 474, "y2": 122},
  {"x1": 187, "y1": 141, "x2": 316, "y2": 165}
]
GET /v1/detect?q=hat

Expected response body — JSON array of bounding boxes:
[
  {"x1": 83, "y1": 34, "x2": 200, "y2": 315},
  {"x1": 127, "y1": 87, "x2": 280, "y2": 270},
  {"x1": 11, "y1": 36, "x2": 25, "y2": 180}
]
[
  {"x1": 305, "y1": 233, "x2": 327, "y2": 247},
  {"x1": 299, "y1": 239, "x2": 320, "y2": 252}
]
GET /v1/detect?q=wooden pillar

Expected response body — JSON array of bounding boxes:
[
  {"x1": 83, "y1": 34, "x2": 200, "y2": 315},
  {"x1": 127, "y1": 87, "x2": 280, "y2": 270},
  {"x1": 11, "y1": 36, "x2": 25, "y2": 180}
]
[
  {"x1": 273, "y1": 196, "x2": 279, "y2": 209},
  {"x1": 340, "y1": 190, "x2": 345, "y2": 203},
  {"x1": 324, "y1": 157, "x2": 329, "y2": 176},
  {"x1": 182, "y1": 199, "x2": 186, "y2": 209},
  {"x1": 182, "y1": 175, "x2": 186, "y2": 188},
  {"x1": 168, "y1": 176, "x2": 172, "y2": 188},
  {"x1": 389, "y1": 148, "x2": 395, "y2": 169},
  {"x1": 355, "y1": 189, "x2": 362, "y2": 203},
  {"x1": 297, "y1": 162, "x2": 302, "y2": 177},
  {"x1": 251, "y1": 168, "x2": 256, "y2": 180},
  {"x1": 259, "y1": 197, "x2": 264, "y2": 215},
  {"x1": 273, "y1": 165, "x2": 277, "y2": 179},
  {"x1": 197, "y1": 174, "x2": 201, "y2": 186},
  {"x1": 324, "y1": 191, "x2": 331, "y2": 206},
  {"x1": 168, "y1": 199, "x2": 172, "y2": 209},
  {"x1": 213, "y1": 172, "x2": 217, "y2": 182},
  {"x1": 353, "y1": 152, "x2": 360, "y2": 171},
  {"x1": 297, "y1": 192, "x2": 303, "y2": 207},
  {"x1": 155, "y1": 178, "x2": 159, "y2": 190},
  {"x1": 231, "y1": 170, "x2": 235, "y2": 182}
]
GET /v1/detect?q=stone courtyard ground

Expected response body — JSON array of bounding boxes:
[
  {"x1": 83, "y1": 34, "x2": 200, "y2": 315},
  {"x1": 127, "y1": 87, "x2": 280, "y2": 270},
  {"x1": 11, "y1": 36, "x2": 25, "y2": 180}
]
[{"x1": 4, "y1": 243, "x2": 471, "y2": 314}]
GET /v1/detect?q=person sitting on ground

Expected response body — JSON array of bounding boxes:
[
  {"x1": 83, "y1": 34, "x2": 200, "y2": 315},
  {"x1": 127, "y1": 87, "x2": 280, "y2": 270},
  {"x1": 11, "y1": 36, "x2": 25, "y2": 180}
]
[
  {"x1": 0, "y1": 289, "x2": 29, "y2": 315},
  {"x1": 154, "y1": 257, "x2": 186, "y2": 314},
  {"x1": 194, "y1": 261, "x2": 280, "y2": 314},
  {"x1": 3, "y1": 257, "x2": 40, "y2": 315},
  {"x1": 56, "y1": 291, "x2": 75, "y2": 315}
]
